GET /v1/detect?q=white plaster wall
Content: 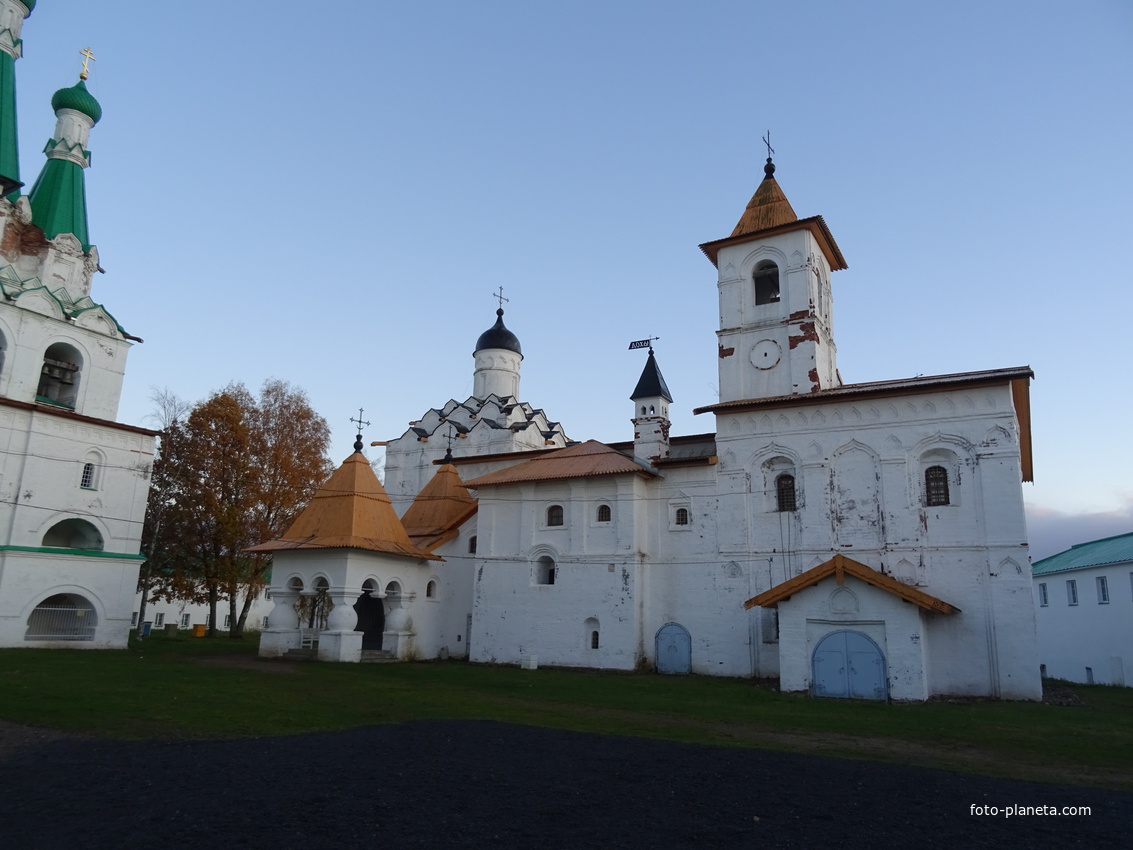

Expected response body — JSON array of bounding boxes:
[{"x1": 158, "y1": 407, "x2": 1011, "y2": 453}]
[
  {"x1": 0, "y1": 551, "x2": 142, "y2": 648},
  {"x1": 1033, "y1": 562, "x2": 1133, "y2": 686}
]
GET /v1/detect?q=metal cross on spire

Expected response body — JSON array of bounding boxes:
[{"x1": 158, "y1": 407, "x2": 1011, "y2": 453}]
[
  {"x1": 350, "y1": 408, "x2": 371, "y2": 433},
  {"x1": 79, "y1": 47, "x2": 96, "y2": 81},
  {"x1": 350, "y1": 408, "x2": 371, "y2": 453},
  {"x1": 493, "y1": 286, "x2": 509, "y2": 310},
  {"x1": 762, "y1": 130, "x2": 774, "y2": 160}
]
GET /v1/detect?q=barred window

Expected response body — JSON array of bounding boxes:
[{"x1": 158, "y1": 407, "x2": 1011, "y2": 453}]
[
  {"x1": 925, "y1": 466, "x2": 950, "y2": 506},
  {"x1": 596, "y1": 504, "x2": 611, "y2": 522},
  {"x1": 776, "y1": 474, "x2": 796, "y2": 512},
  {"x1": 80, "y1": 462, "x2": 96, "y2": 489},
  {"x1": 675, "y1": 508, "x2": 689, "y2": 526},
  {"x1": 547, "y1": 505, "x2": 564, "y2": 527}
]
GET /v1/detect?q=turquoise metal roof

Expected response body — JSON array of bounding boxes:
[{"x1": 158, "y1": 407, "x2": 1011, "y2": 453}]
[
  {"x1": 28, "y1": 157, "x2": 90, "y2": 250},
  {"x1": 1032, "y1": 531, "x2": 1133, "y2": 576}
]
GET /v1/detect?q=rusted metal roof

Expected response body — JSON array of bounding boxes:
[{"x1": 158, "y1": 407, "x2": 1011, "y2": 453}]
[
  {"x1": 248, "y1": 452, "x2": 440, "y2": 561},
  {"x1": 744, "y1": 553, "x2": 960, "y2": 615},
  {"x1": 401, "y1": 463, "x2": 479, "y2": 552},
  {"x1": 464, "y1": 439, "x2": 657, "y2": 488},
  {"x1": 694, "y1": 367, "x2": 1034, "y2": 415}
]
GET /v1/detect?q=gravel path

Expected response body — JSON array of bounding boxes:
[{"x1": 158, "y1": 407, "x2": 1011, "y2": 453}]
[{"x1": 1, "y1": 720, "x2": 1129, "y2": 848}]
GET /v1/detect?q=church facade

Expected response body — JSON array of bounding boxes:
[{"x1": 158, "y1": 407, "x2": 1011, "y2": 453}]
[
  {"x1": 0, "y1": 2, "x2": 156, "y2": 648},
  {"x1": 260, "y1": 155, "x2": 1040, "y2": 700}
]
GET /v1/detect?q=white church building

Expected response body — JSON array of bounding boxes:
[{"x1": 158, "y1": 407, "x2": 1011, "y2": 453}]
[
  {"x1": 259, "y1": 154, "x2": 1041, "y2": 701},
  {"x1": 0, "y1": 2, "x2": 156, "y2": 648}
]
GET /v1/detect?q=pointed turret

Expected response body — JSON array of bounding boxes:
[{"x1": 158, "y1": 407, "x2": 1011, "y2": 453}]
[
  {"x1": 401, "y1": 461, "x2": 478, "y2": 551},
  {"x1": 699, "y1": 155, "x2": 847, "y2": 402},
  {"x1": 0, "y1": 0, "x2": 34, "y2": 196},
  {"x1": 631, "y1": 348, "x2": 672, "y2": 464},
  {"x1": 27, "y1": 68, "x2": 102, "y2": 251},
  {"x1": 249, "y1": 449, "x2": 441, "y2": 561}
]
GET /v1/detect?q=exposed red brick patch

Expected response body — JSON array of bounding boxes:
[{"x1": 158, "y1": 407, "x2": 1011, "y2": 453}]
[
  {"x1": 718, "y1": 345, "x2": 735, "y2": 358},
  {"x1": 788, "y1": 322, "x2": 818, "y2": 349}
]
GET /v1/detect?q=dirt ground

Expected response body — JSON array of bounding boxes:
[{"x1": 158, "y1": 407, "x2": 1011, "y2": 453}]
[{"x1": 1, "y1": 719, "x2": 1129, "y2": 848}]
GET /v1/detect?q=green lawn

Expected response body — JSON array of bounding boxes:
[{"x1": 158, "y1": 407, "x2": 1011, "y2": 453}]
[{"x1": 2, "y1": 634, "x2": 1130, "y2": 791}]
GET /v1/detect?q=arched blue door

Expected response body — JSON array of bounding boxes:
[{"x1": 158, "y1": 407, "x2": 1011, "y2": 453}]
[
  {"x1": 655, "y1": 623, "x2": 692, "y2": 674},
  {"x1": 812, "y1": 630, "x2": 887, "y2": 700}
]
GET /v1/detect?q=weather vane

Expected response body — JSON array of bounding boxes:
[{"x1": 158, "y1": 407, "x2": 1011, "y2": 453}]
[
  {"x1": 79, "y1": 47, "x2": 96, "y2": 81},
  {"x1": 493, "y1": 286, "x2": 509, "y2": 310},
  {"x1": 628, "y1": 335, "x2": 660, "y2": 354}
]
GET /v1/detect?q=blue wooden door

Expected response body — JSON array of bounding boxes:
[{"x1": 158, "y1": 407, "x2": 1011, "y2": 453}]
[
  {"x1": 812, "y1": 630, "x2": 887, "y2": 700},
  {"x1": 656, "y1": 623, "x2": 692, "y2": 674}
]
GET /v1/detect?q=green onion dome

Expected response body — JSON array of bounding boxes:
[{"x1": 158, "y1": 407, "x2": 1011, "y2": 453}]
[
  {"x1": 51, "y1": 80, "x2": 102, "y2": 125},
  {"x1": 19, "y1": 1, "x2": 36, "y2": 12}
]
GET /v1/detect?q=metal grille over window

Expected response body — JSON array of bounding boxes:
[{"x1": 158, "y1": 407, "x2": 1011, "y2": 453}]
[
  {"x1": 81, "y1": 462, "x2": 95, "y2": 489},
  {"x1": 925, "y1": 465, "x2": 950, "y2": 506},
  {"x1": 597, "y1": 504, "x2": 611, "y2": 522},
  {"x1": 776, "y1": 474, "x2": 796, "y2": 512},
  {"x1": 25, "y1": 594, "x2": 97, "y2": 641},
  {"x1": 547, "y1": 505, "x2": 564, "y2": 526},
  {"x1": 675, "y1": 507, "x2": 689, "y2": 526}
]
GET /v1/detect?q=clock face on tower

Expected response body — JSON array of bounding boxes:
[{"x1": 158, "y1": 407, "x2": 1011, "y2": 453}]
[{"x1": 750, "y1": 339, "x2": 782, "y2": 370}]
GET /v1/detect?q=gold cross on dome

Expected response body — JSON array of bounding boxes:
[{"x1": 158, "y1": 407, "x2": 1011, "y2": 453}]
[{"x1": 79, "y1": 47, "x2": 96, "y2": 81}]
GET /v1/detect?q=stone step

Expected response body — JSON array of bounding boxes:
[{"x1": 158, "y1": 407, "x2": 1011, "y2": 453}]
[
  {"x1": 285, "y1": 648, "x2": 318, "y2": 661},
  {"x1": 360, "y1": 650, "x2": 398, "y2": 664}
]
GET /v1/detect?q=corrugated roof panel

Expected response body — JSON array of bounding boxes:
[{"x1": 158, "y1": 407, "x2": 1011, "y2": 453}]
[
  {"x1": 1032, "y1": 531, "x2": 1133, "y2": 576},
  {"x1": 465, "y1": 439, "x2": 656, "y2": 488}
]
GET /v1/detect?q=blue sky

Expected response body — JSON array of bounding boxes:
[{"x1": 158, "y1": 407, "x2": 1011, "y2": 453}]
[{"x1": 12, "y1": 1, "x2": 1131, "y2": 560}]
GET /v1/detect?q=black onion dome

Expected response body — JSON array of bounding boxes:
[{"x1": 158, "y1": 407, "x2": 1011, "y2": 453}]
[{"x1": 475, "y1": 309, "x2": 523, "y2": 357}]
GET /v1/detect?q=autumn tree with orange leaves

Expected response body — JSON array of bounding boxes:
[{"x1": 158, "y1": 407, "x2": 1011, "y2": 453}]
[{"x1": 142, "y1": 380, "x2": 331, "y2": 637}]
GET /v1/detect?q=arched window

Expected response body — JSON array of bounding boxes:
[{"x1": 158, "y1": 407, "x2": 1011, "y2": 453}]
[
  {"x1": 596, "y1": 504, "x2": 611, "y2": 523},
  {"x1": 468, "y1": 535, "x2": 477, "y2": 554},
  {"x1": 536, "y1": 556, "x2": 556, "y2": 585},
  {"x1": 547, "y1": 505, "x2": 564, "y2": 527},
  {"x1": 776, "y1": 474, "x2": 797, "y2": 512},
  {"x1": 287, "y1": 576, "x2": 305, "y2": 593},
  {"x1": 591, "y1": 630, "x2": 600, "y2": 649},
  {"x1": 42, "y1": 518, "x2": 103, "y2": 550},
  {"x1": 426, "y1": 580, "x2": 437, "y2": 599},
  {"x1": 675, "y1": 507, "x2": 689, "y2": 526},
  {"x1": 754, "y1": 261, "x2": 781, "y2": 306},
  {"x1": 25, "y1": 593, "x2": 97, "y2": 641},
  {"x1": 925, "y1": 466, "x2": 950, "y2": 506},
  {"x1": 37, "y1": 342, "x2": 83, "y2": 409},
  {"x1": 585, "y1": 616, "x2": 599, "y2": 649}
]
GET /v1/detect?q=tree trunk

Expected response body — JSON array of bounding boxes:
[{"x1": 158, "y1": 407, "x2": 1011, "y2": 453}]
[
  {"x1": 135, "y1": 565, "x2": 152, "y2": 641},
  {"x1": 207, "y1": 583, "x2": 219, "y2": 637}
]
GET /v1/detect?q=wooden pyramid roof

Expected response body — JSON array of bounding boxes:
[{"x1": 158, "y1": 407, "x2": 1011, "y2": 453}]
[
  {"x1": 401, "y1": 462, "x2": 478, "y2": 552},
  {"x1": 248, "y1": 452, "x2": 440, "y2": 560}
]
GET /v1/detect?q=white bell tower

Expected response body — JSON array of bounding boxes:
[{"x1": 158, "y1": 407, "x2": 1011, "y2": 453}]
[{"x1": 699, "y1": 156, "x2": 847, "y2": 403}]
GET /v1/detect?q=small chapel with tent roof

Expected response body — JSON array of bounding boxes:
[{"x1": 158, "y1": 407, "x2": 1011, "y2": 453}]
[{"x1": 257, "y1": 153, "x2": 1041, "y2": 701}]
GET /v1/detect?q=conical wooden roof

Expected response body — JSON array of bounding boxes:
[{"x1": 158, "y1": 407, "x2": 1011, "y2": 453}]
[
  {"x1": 248, "y1": 452, "x2": 440, "y2": 560},
  {"x1": 401, "y1": 462, "x2": 478, "y2": 551},
  {"x1": 730, "y1": 167, "x2": 798, "y2": 238}
]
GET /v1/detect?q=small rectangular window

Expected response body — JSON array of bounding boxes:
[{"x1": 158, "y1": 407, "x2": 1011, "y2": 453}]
[
  {"x1": 131, "y1": 612, "x2": 138, "y2": 626},
  {"x1": 180, "y1": 613, "x2": 191, "y2": 628},
  {"x1": 80, "y1": 462, "x2": 96, "y2": 489},
  {"x1": 153, "y1": 613, "x2": 165, "y2": 628},
  {"x1": 1097, "y1": 576, "x2": 1110, "y2": 604},
  {"x1": 1067, "y1": 579, "x2": 1078, "y2": 606},
  {"x1": 262, "y1": 616, "x2": 270, "y2": 629},
  {"x1": 224, "y1": 614, "x2": 232, "y2": 628},
  {"x1": 1038, "y1": 582, "x2": 1048, "y2": 607}
]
